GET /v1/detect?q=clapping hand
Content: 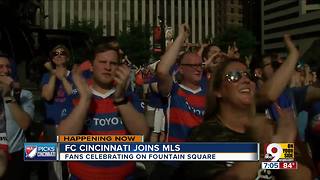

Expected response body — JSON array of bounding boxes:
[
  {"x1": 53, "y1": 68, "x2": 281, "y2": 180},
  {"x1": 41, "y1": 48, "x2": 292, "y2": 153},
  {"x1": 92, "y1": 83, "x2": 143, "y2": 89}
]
[
  {"x1": 55, "y1": 66, "x2": 67, "y2": 80},
  {"x1": 0, "y1": 75, "x2": 14, "y2": 97},
  {"x1": 272, "y1": 103, "x2": 297, "y2": 143},
  {"x1": 71, "y1": 65, "x2": 91, "y2": 100},
  {"x1": 113, "y1": 64, "x2": 131, "y2": 102}
]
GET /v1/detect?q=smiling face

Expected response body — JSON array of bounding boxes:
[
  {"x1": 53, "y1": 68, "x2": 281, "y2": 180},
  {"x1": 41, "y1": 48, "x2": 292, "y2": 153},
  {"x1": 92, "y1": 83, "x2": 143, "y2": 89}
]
[
  {"x1": 179, "y1": 53, "x2": 204, "y2": 85},
  {"x1": 51, "y1": 47, "x2": 69, "y2": 67},
  {"x1": 216, "y1": 61, "x2": 256, "y2": 108}
]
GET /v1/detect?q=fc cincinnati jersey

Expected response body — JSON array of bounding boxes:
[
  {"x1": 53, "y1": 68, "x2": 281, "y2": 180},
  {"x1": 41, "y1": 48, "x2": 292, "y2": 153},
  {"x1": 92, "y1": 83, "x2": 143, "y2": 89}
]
[
  {"x1": 41, "y1": 71, "x2": 73, "y2": 125},
  {"x1": 62, "y1": 88, "x2": 144, "y2": 180},
  {"x1": 167, "y1": 80, "x2": 207, "y2": 142}
]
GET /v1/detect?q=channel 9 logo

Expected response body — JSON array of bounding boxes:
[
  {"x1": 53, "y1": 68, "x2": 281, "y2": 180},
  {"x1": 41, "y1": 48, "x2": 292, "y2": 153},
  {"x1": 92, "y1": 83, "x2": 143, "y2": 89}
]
[
  {"x1": 24, "y1": 143, "x2": 57, "y2": 161},
  {"x1": 264, "y1": 143, "x2": 294, "y2": 162}
]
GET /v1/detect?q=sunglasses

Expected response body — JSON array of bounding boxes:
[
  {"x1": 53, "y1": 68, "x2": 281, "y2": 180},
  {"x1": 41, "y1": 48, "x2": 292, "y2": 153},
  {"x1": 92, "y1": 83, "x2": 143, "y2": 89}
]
[
  {"x1": 52, "y1": 50, "x2": 67, "y2": 57},
  {"x1": 180, "y1": 63, "x2": 205, "y2": 69},
  {"x1": 225, "y1": 70, "x2": 252, "y2": 82}
]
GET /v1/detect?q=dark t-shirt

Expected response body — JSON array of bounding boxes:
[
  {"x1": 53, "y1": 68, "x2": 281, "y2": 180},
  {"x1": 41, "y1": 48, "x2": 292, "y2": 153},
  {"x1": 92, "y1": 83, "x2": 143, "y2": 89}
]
[{"x1": 183, "y1": 117, "x2": 276, "y2": 180}]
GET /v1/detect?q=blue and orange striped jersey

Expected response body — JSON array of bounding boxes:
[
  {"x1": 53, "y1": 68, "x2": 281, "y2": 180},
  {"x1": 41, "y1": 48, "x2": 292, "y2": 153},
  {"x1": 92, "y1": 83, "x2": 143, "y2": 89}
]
[
  {"x1": 63, "y1": 88, "x2": 144, "y2": 180},
  {"x1": 167, "y1": 81, "x2": 207, "y2": 142}
]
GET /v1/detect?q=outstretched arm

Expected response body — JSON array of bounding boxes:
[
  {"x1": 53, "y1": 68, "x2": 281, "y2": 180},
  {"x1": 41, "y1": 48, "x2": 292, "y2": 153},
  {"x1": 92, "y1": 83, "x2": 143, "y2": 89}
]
[
  {"x1": 156, "y1": 24, "x2": 190, "y2": 96},
  {"x1": 197, "y1": 43, "x2": 209, "y2": 57},
  {"x1": 256, "y1": 34, "x2": 300, "y2": 105}
]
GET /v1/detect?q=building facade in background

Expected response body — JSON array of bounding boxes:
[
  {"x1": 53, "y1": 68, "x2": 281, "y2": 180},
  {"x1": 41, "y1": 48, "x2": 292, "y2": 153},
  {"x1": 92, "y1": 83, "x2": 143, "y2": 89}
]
[
  {"x1": 261, "y1": 0, "x2": 320, "y2": 54},
  {"x1": 242, "y1": 0, "x2": 261, "y2": 53},
  {"x1": 42, "y1": 0, "x2": 216, "y2": 43},
  {"x1": 215, "y1": 0, "x2": 243, "y2": 35}
]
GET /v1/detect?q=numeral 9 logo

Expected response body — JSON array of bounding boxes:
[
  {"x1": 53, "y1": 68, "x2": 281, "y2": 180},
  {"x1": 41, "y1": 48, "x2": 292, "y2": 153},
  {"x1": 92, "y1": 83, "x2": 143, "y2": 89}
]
[{"x1": 266, "y1": 143, "x2": 282, "y2": 161}]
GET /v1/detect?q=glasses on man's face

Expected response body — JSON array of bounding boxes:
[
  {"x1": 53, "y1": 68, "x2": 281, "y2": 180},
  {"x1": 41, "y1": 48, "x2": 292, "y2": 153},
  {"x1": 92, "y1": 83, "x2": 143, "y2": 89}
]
[
  {"x1": 52, "y1": 50, "x2": 67, "y2": 57},
  {"x1": 180, "y1": 63, "x2": 205, "y2": 69},
  {"x1": 225, "y1": 70, "x2": 252, "y2": 83}
]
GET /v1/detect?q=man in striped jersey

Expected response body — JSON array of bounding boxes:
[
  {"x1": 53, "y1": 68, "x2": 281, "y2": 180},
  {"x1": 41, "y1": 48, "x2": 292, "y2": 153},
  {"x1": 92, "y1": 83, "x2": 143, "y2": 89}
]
[
  {"x1": 156, "y1": 24, "x2": 206, "y2": 143},
  {"x1": 151, "y1": 24, "x2": 207, "y2": 179},
  {"x1": 57, "y1": 43, "x2": 149, "y2": 180}
]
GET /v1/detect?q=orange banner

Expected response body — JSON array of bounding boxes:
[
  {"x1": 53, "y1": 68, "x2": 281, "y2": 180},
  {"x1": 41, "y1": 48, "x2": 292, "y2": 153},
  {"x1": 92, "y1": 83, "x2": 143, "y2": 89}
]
[{"x1": 57, "y1": 135, "x2": 144, "y2": 142}]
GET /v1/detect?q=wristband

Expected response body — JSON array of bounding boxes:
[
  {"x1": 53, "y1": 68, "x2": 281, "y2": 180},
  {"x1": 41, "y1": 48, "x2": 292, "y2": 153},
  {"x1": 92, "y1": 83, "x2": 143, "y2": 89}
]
[{"x1": 113, "y1": 97, "x2": 128, "y2": 106}]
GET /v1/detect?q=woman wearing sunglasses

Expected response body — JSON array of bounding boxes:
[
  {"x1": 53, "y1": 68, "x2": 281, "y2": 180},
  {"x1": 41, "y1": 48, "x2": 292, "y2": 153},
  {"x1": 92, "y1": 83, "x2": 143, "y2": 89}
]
[
  {"x1": 181, "y1": 58, "x2": 312, "y2": 179},
  {"x1": 181, "y1": 35, "x2": 313, "y2": 179},
  {"x1": 40, "y1": 44, "x2": 72, "y2": 179}
]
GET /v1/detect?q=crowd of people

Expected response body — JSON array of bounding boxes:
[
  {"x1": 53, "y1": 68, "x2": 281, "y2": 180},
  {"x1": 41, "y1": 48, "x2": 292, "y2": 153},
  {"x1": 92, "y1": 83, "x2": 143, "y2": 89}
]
[{"x1": 0, "y1": 23, "x2": 319, "y2": 180}]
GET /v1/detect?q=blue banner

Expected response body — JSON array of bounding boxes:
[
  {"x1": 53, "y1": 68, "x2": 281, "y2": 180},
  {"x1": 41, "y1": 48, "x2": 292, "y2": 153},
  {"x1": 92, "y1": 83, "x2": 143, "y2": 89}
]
[
  {"x1": 59, "y1": 142, "x2": 258, "y2": 153},
  {"x1": 24, "y1": 143, "x2": 57, "y2": 161}
]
